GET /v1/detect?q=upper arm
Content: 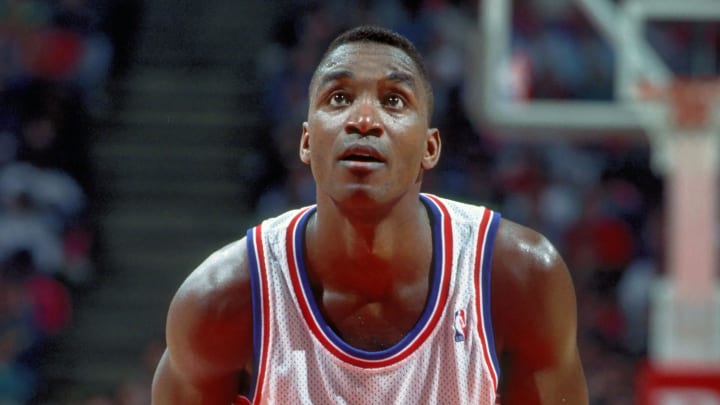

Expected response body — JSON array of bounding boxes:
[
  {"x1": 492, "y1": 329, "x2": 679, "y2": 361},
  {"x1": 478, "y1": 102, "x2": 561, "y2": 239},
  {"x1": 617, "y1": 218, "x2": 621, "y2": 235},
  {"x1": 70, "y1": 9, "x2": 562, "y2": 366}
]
[
  {"x1": 152, "y1": 239, "x2": 253, "y2": 405},
  {"x1": 491, "y1": 220, "x2": 588, "y2": 405}
]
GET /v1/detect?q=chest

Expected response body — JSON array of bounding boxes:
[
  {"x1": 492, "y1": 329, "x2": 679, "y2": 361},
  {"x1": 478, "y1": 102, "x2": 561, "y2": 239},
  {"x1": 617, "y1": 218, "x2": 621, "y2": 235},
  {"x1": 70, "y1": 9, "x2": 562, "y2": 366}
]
[{"x1": 312, "y1": 284, "x2": 429, "y2": 351}]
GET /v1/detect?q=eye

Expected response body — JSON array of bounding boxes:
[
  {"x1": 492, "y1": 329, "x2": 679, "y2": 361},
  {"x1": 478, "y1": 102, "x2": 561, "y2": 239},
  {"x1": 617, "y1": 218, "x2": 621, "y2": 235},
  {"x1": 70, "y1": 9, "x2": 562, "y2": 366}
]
[
  {"x1": 329, "y1": 92, "x2": 351, "y2": 107},
  {"x1": 384, "y1": 94, "x2": 405, "y2": 110}
]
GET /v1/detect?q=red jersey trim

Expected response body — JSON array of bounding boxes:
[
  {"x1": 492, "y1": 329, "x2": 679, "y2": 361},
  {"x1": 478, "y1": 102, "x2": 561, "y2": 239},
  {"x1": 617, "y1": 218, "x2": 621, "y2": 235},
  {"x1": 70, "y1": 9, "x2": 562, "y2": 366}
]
[
  {"x1": 474, "y1": 207, "x2": 500, "y2": 392},
  {"x1": 286, "y1": 196, "x2": 453, "y2": 368},
  {"x1": 240, "y1": 225, "x2": 271, "y2": 405}
]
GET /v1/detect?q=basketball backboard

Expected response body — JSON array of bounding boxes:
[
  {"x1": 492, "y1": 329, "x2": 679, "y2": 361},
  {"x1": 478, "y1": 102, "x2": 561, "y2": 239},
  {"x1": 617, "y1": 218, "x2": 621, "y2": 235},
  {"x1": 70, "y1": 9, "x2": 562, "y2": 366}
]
[
  {"x1": 469, "y1": 0, "x2": 720, "y2": 139},
  {"x1": 470, "y1": 0, "x2": 720, "y2": 385}
]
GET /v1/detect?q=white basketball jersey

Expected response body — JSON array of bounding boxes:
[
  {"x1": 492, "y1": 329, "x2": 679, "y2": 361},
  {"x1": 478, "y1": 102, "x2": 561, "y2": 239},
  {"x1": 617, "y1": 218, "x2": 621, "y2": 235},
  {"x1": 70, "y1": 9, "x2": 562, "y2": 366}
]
[{"x1": 237, "y1": 194, "x2": 501, "y2": 405}]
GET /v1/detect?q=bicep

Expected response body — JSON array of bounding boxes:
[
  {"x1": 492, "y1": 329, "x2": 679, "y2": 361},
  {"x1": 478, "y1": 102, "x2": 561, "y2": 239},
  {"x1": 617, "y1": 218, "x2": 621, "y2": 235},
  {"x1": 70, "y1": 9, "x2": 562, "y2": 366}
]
[
  {"x1": 493, "y1": 223, "x2": 588, "y2": 404},
  {"x1": 152, "y1": 349, "x2": 238, "y2": 405},
  {"x1": 501, "y1": 262, "x2": 588, "y2": 404},
  {"x1": 151, "y1": 239, "x2": 253, "y2": 405}
]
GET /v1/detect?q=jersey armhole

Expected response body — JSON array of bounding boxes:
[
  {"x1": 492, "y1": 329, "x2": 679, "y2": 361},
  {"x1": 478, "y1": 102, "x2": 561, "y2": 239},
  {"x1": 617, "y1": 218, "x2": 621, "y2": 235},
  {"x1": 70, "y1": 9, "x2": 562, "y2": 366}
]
[
  {"x1": 474, "y1": 209, "x2": 502, "y2": 392},
  {"x1": 242, "y1": 225, "x2": 270, "y2": 404}
]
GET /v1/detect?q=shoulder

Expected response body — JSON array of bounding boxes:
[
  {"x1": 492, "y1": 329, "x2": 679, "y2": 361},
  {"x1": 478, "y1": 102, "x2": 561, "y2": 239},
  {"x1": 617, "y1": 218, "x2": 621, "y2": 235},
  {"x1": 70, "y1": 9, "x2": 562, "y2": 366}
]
[
  {"x1": 165, "y1": 237, "x2": 253, "y2": 381},
  {"x1": 170, "y1": 238, "x2": 252, "y2": 325},
  {"x1": 492, "y1": 218, "x2": 564, "y2": 283}
]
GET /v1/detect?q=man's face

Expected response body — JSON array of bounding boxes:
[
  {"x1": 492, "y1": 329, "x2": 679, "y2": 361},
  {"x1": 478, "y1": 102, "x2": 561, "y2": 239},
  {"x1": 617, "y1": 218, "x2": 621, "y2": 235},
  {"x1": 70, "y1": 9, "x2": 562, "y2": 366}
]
[{"x1": 300, "y1": 42, "x2": 441, "y2": 209}]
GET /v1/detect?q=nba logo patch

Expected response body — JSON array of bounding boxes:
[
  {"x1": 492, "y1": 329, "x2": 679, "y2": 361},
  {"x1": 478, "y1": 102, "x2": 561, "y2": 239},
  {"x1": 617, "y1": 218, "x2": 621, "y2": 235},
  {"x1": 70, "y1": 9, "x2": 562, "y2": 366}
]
[{"x1": 454, "y1": 309, "x2": 467, "y2": 342}]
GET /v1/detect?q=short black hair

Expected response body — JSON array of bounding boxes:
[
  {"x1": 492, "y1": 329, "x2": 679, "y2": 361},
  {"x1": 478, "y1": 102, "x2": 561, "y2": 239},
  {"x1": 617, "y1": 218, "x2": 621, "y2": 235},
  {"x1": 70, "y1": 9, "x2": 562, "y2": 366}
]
[{"x1": 311, "y1": 25, "x2": 434, "y2": 120}]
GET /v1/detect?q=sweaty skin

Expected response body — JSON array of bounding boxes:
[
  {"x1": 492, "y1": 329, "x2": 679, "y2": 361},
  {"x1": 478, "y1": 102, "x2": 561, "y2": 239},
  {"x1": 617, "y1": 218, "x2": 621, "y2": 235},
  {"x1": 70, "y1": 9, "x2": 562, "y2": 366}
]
[{"x1": 151, "y1": 42, "x2": 588, "y2": 404}]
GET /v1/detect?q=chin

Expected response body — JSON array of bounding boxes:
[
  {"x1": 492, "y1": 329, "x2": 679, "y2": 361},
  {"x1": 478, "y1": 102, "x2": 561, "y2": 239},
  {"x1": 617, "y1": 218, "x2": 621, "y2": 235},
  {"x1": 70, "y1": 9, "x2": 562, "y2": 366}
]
[
  {"x1": 336, "y1": 186, "x2": 382, "y2": 205},
  {"x1": 331, "y1": 184, "x2": 413, "y2": 214}
]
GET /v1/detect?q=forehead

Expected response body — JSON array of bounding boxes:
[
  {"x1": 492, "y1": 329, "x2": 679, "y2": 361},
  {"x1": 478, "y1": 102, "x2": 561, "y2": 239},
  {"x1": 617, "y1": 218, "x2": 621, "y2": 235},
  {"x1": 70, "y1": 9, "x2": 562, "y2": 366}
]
[{"x1": 313, "y1": 42, "x2": 422, "y2": 88}]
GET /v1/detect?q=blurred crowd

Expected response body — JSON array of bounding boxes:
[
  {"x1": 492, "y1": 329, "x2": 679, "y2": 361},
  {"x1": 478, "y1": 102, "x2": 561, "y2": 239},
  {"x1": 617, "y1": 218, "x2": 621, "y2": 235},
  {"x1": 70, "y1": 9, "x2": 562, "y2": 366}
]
[{"x1": 0, "y1": 0, "x2": 140, "y2": 403}]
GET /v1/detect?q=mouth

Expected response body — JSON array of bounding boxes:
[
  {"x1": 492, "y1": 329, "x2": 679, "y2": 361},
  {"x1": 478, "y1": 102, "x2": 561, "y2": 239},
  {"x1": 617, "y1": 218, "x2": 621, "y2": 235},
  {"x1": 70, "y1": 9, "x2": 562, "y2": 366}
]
[
  {"x1": 341, "y1": 154, "x2": 383, "y2": 163},
  {"x1": 339, "y1": 145, "x2": 385, "y2": 164}
]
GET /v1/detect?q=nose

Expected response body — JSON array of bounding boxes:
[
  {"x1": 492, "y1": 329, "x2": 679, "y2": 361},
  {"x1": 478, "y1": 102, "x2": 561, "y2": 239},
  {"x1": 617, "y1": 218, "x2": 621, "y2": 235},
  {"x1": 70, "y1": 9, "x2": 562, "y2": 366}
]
[{"x1": 345, "y1": 98, "x2": 383, "y2": 137}]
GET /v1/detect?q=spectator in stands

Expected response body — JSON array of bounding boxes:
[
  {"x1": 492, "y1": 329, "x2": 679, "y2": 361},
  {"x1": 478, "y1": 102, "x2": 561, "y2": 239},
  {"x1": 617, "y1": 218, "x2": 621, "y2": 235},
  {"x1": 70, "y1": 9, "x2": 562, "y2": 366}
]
[
  {"x1": 0, "y1": 0, "x2": 141, "y2": 400},
  {"x1": 52, "y1": 0, "x2": 113, "y2": 106},
  {"x1": 0, "y1": 252, "x2": 41, "y2": 404}
]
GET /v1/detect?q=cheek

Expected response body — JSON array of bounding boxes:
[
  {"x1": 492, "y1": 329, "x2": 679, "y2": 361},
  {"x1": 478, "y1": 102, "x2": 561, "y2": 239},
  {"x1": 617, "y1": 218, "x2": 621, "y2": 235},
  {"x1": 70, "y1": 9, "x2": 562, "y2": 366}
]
[
  {"x1": 397, "y1": 128, "x2": 429, "y2": 160},
  {"x1": 309, "y1": 135, "x2": 333, "y2": 159},
  {"x1": 310, "y1": 111, "x2": 345, "y2": 131},
  {"x1": 306, "y1": 136, "x2": 335, "y2": 175},
  {"x1": 307, "y1": 122, "x2": 338, "y2": 149}
]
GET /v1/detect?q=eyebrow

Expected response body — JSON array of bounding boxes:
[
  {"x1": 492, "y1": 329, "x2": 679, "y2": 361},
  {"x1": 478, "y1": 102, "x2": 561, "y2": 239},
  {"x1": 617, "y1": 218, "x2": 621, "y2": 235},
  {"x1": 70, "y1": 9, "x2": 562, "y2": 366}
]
[
  {"x1": 316, "y1": 69, "x2": 418, "y2": 92},
  {"x1": 316, "y1": 69, "x2": 354, "y2": 90},
  {"x1": 385, "y1": 71, "x2": 418, "y2": 93}
]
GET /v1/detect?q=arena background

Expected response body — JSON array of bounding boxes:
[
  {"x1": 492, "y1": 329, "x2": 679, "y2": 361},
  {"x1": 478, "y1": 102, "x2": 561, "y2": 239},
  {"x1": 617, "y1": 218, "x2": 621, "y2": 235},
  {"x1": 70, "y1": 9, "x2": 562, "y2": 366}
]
[{"x1": 0, "y1": 0, "x2": 718, "y2": 403}]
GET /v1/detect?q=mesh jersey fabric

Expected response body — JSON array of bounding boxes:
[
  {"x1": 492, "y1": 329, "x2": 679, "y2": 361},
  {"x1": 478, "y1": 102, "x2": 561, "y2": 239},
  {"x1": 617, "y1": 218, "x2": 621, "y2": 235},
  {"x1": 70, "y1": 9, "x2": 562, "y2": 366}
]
[{"x1": 238, "y1": 194, "x2": 501, "y2": 405}]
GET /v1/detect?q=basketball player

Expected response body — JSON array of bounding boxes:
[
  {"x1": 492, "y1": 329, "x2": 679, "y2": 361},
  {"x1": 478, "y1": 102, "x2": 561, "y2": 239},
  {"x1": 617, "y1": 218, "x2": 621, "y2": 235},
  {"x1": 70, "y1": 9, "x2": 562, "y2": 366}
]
[{"x1": 151, "y1": 26, "x2": 588, "y2": 404}]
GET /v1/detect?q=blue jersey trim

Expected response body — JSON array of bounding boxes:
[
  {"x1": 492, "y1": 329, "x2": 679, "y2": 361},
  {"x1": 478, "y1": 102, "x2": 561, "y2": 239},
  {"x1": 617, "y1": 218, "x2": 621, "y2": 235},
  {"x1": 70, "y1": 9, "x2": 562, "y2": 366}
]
[
  {"x1": 292, "y1": 195, "x2": 445, "y2": 361},
  {"x1": 481, "y1": 211, "x2": 502, "y2": 382},
  {"x1": 245, "y1": 227, "x2": 263, "y2": 401}
]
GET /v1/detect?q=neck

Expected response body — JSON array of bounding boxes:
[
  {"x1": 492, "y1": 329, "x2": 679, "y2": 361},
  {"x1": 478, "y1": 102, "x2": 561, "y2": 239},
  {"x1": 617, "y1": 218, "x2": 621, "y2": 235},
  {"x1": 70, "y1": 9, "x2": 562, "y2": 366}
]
[
  {"x1": 304, "y1": 194, "x2": 432, "y2": 296},
  {"x1": 316, "y1": 194, "x2": 426, "y2": 257}
]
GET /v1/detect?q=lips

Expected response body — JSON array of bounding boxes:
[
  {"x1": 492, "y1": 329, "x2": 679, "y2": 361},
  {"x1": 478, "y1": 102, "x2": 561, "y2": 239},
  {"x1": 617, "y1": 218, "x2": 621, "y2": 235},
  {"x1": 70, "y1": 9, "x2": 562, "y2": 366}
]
[{"x1": 339, "y1": 145, "x2": 385, "y2": 163}]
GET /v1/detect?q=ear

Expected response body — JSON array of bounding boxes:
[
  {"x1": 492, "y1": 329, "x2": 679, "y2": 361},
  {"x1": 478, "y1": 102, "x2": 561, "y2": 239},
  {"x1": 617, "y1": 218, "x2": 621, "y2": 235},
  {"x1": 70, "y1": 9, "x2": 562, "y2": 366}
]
[
  {"x1": 299, "y1": 122, "x2": 311, "y2": 165},
  {"x1": 421, "y1": 128, "x2": 441, "y2": 170}
]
